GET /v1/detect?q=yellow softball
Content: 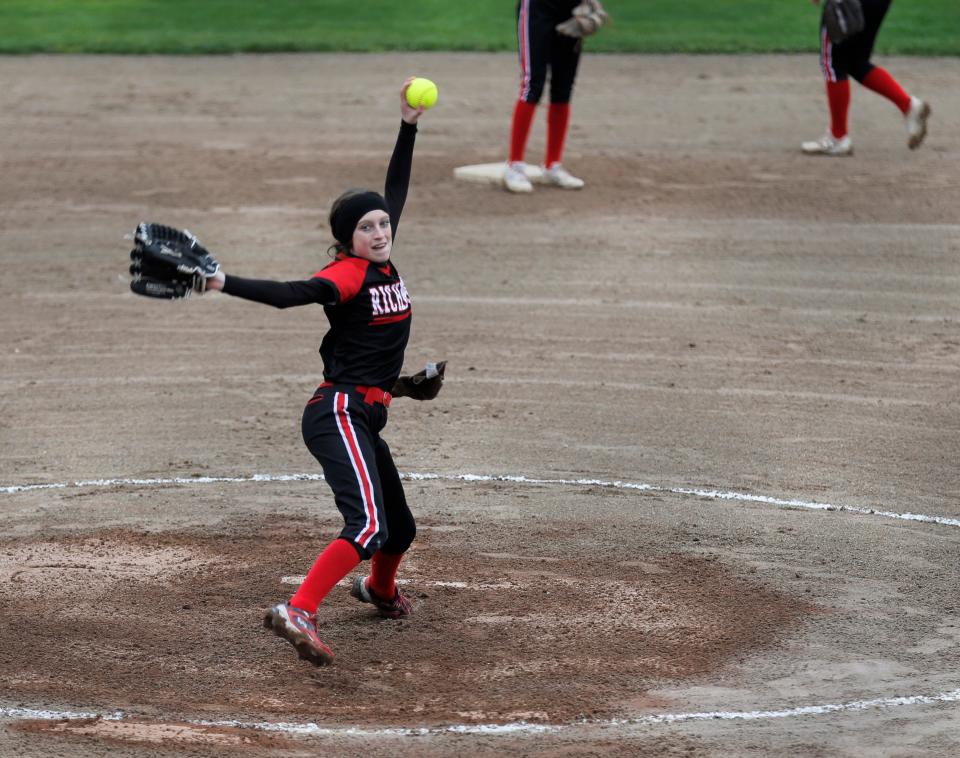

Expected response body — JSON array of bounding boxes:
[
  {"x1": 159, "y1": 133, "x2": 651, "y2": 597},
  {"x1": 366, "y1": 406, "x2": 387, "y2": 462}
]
[{"x1": 406, "y1": 77, "x2": 439, "y2": 110}]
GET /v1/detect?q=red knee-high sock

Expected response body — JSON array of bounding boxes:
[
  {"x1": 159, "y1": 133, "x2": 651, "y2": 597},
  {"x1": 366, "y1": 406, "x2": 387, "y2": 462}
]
[
  {"x1": 509, "y1": 99, "x2": 537, "y2": 164},
  {"x1": 861, "y1": 67, "x2": 912, "y2": 113},
  {"x1": 826, "y1": 80, "x2": 850, "y2": 139},
  {"x1": 369, "y1": 550, "x2": 405, "y2": 599},
  {"x1": 289, "y1": 537, "x2": 361, "y2": 614},
  {"x1": 545, "y1": 102, "x2": 571, "y2": 168}
]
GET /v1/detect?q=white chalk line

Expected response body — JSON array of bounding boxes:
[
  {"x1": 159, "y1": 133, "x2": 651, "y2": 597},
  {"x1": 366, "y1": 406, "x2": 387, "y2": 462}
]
[
  {"x1": 2, "y1": 469, "x2": 959, "y2": 736},
  {"x1": 3, "y1": 470, "x2": 959, "y2": 529},
  {"x1": 279, "y1": 575, "x2": 517, "y2": 590},
  {"x1": 4, "y1": 688, "x2": 960, "y2": 737}
]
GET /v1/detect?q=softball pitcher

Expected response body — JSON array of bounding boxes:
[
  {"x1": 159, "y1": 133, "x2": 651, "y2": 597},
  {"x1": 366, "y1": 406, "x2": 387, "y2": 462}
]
[
  {"x1": 205, "y1": 80, "x2": 432, "y2": 666},
  {"x1": 802, "y1": 0, "x2": 930, "y2": 156}
]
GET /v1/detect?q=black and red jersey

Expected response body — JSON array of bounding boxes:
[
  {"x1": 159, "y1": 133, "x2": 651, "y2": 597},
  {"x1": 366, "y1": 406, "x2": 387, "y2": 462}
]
[
  {"x1": 312, "y1": 255, "x2": 411, "y2": 389},
  {"x1": 221, "y1": 120, "x2": 417, "y2": 390}
]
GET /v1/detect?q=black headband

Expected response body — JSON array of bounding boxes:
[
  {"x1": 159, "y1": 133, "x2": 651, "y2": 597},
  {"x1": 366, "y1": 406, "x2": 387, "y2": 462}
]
[{"x1": 331, "y1": 191, "x2": 390, "y2": 248}]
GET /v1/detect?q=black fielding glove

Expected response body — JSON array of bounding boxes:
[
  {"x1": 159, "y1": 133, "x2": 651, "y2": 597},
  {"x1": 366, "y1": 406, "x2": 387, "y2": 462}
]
[
  {"x1": 392, "y1": 361, "x2": 446, "y2": 400},
  {"x1": 129, "y1": 222, "x2": 220, "y2": 299}
]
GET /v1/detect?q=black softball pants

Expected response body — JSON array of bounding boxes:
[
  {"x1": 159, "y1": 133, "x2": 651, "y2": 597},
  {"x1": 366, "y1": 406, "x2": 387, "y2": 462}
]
[
  {"x1": 301, "y1": 384, "x2": 416, "y2": 560},
  {"x1": 820, "y1": 0, "x2": 892, "y2": 83},
  {"x1": 516, "y1": 0, "x2": 581, "y2": 104}
]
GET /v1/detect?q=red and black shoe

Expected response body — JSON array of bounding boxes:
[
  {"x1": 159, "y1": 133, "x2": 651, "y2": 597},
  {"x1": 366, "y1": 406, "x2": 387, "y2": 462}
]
[
  {"x1": 262, "y1": 603, "x2": 334, "y2": 666},
  {"x1": 350, "y1": 576, "x2": 412, "y2": 619}
]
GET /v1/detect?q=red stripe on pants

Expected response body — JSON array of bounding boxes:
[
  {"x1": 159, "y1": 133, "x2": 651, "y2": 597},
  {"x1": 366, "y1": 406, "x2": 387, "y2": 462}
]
[
  {"x1": 333, "y1": 392, "x2": 379, "y2": 549},
  {"x1": 517, "y1": 0, "x2": 532, "y2": 100},
  {"x1": 821, "y1": 28, "x2": 837, "y2": 83}
]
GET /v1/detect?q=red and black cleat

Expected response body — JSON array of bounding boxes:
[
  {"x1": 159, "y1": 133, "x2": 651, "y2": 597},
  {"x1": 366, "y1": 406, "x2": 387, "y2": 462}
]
[
  {"x1": 263, "y1": 603, "x2": 334, "y2": 666},
  {"x1": 350, "y1": 576, "x2": 412, "y2": 619}
]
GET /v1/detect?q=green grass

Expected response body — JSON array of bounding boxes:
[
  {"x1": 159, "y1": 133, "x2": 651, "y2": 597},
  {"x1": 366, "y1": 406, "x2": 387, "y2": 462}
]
[{"x1": 0, "y1": 0, "x2": 956, "y2": 55}]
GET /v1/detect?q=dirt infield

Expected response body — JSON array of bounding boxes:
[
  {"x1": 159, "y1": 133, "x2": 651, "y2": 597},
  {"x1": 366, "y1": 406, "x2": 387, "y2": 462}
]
[{"x1": 1, "y1": 53, "x2": 959, "y2": 756}]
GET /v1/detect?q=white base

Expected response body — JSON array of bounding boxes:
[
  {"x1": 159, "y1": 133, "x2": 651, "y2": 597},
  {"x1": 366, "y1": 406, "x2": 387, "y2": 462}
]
[{"x1": 453, "y1": 162, "x2": 545, "y2": 185}]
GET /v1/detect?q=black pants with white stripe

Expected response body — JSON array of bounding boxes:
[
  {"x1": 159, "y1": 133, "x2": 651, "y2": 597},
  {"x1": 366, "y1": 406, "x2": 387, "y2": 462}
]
[
  {"x1": 516, "y1": 0, "x2": 581, "y2": 104},
  {"x1": 301, "y1": 385, "x2": 416, "y2": 560},
  {"x1": 820, "y1": 0, "x2": 892, "y2": 82}
]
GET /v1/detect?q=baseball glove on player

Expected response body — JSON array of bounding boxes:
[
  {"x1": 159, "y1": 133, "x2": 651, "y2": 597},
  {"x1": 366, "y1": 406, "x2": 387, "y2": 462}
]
[
  {"x1": 128, "y1": 222, "x2": 220, "y2": 299},
  {"x1": 392, "y1": 361, "x2": 446, "y2": 401},
  {"x1": 555, "y1": 0, "x2": 610, "y2": 38},
  {"x1": 823, "y1": 0, "x2": 865, "y2": 44}
]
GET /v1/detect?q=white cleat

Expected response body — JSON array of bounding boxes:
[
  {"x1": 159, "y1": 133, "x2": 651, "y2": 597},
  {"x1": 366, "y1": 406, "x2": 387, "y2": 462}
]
[
  {"x1": 538, "y1": 164, "x2": 585, "y2": 189},
  {"x1": 801, "y1": 133, "x2": 853, "y2": 157},
  {"x1": 905, "y1": 96, "x2": 931, "y2": 150},
  {"x1": 503, "y1": 161, "x2": 534, "y2": 193}
]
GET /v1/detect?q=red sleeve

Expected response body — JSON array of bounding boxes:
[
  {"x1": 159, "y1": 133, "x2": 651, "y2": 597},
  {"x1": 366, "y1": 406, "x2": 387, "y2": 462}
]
[{"x1": 312, "y1": 257, "x2": 369, "y2": 303}]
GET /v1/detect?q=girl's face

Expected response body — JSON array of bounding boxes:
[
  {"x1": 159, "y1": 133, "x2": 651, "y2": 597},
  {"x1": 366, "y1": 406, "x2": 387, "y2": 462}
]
[{"x1": 351, "y1": 210, "x2": 392, "y2": 263}]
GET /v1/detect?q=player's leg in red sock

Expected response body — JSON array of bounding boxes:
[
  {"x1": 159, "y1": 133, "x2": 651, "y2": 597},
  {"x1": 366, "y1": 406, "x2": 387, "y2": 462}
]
[
  {"x1": 509, "y1": 99, "x2": 537, "y2": 164},
  {"x1": 368, "y1": 550, "x2": 405, "y2": 599},
  {"x1": 545, "y1": 102, "x2": 570, "y2": 168},
  {"x1": 861, "y1": 66, "x2": 911, "y2": 113},
  {"x1": 366, "y1": 439, "x2": 414, "y2": 601},
  {"x1": 826, "y1": 79, "x2": 851, "y2": 138},
  {"x1": 290, "y1": 537, "x2": 362, "y2": 613}
]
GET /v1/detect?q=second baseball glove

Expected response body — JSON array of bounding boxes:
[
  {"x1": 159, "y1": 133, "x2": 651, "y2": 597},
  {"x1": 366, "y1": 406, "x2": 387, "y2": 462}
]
[
  {"x1": 556, "y1": 0, "x2": 610, "y2": 39},
  {"x1": 129, "y1": 222, "x2": 220, "y2": 299},
  {"x1": 823, "y1": 0, "x2": 865, "y2": 44}
]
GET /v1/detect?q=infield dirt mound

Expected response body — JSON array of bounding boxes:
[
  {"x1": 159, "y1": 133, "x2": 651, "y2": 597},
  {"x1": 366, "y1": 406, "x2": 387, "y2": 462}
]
[{"x1": 0, "y1": 512, "x2": 812, "y2": 725}]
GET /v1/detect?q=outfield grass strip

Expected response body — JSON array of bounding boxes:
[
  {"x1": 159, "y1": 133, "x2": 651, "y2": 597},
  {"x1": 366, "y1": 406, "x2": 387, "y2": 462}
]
[{"x1": 0, "y1": 0, "x2": 956, "y2": 55}]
